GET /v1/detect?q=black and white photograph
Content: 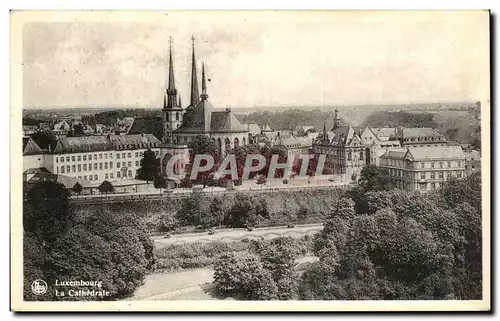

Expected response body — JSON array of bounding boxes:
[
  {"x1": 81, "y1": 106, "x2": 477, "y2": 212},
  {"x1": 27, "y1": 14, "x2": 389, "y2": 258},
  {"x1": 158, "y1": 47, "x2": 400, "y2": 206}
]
[{"x1": 10, "y1": 10, "x2": 490, "y2": 311}]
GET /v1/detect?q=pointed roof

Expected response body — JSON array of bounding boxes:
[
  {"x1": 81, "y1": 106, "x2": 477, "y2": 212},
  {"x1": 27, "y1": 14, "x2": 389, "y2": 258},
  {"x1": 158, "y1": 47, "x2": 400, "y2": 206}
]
[
  {"x1": 167, "y1": 38, "x2": 176, "y2": 92},
  {"x1": 189, "y1": 35, "x2": 200, "y2": 108},
  {"x1": 23, "y1": 137, "x2": 43, "y2": 155},
  {"x1": 200, "y1": 62, "x2": 208, "y2": 100}
]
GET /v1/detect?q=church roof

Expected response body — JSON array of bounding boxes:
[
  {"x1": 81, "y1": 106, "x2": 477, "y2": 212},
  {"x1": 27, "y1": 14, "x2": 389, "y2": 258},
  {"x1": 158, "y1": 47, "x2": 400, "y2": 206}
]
[
  {"x1": 53, "y1": 134, "x2": 162, "y2": 154},
  {"x1": 23, "y1": 137, "x2": 44, "y2": 155},
  {"x1": 127, "y1": 116, "x2": 164, "y2": 141},
  {"x1": 401, "y1": 127, "x2": 444, "y2": 138},
  {"x1": 210, "y1": 110, "x2": 248, "y2": 133}
]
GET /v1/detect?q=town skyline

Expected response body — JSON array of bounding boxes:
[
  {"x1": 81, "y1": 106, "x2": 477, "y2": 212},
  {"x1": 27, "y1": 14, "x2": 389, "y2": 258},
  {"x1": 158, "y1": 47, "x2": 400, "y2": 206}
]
[{"x1": 22, "y1": 11, "x2": 488, "y2": 110}]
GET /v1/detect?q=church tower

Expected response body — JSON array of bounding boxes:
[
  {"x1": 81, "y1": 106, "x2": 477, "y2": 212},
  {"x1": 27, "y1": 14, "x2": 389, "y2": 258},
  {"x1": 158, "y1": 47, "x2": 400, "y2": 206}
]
[
  {"x1": 163, "y1": 37, "x2": 183, "y2": 143},
  {"x1": 333, "y1": 108, "x2": 341, "y2": 129}
]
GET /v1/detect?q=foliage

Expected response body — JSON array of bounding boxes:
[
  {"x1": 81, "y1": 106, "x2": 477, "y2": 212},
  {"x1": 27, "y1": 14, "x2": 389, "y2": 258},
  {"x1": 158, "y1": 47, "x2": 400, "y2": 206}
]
[
  {"x1": 298, "y1": 181, "x2": 482, "y2": 300},
  {"x1": 175, "y1": 191, "x2": 210, "y2": 227},
  {"x1": 363, "y1": 110, "x2": 438, "y2": 128},
  {"x1": 72, "y1": 182, "x2": 83, "y2": 195},
  {"x1": 24, "y1": 181, "x2": 71, "y2": 244},
  {"x1": 98, "y1": 180, "x2": 114, "y2": 194},
  {"x1": 138, "y1": 149, "x2": 160, "y2": 183},
  {"x1": 23, "y1": 183, "x2": 154, "y2": 301},
  {"x1": 153, "y1": 174, "x2": 166, "y2": 189},
  {"x1": 256, "y1": 175, "x2": 267, "y2": 185}
]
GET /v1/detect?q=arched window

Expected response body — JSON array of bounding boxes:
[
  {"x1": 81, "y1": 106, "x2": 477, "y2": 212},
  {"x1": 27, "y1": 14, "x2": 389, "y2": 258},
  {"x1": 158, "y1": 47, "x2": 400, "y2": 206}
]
[
  {"x1": 359, "y1": 150, "x2": 363, "y2": 160},
  {"x1": 242, "y1": 137, "x2": 246, "y2": 146},
  {"x1": 234, "y1": 137, "x2": 240, "y2": 148},
  {"x1": 166, "y1": 113, "x2": 170, "y2": 121},
  {"x1": 347, "y1": 150, "x2": 352, "y2": 161},
  {"x1": 176, "y1": 112, "x2": 179, "y2": 121}
]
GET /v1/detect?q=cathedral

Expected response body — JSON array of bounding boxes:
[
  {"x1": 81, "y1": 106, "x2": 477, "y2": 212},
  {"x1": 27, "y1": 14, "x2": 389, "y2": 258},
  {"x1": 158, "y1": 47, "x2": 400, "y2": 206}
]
[{"x1": 162, "y1": 37, "x2": 248, "y2": 154}]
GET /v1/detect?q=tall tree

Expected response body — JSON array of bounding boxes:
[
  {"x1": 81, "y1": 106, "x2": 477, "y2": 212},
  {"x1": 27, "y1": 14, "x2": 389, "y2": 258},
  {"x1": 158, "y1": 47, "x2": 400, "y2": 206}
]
[{"x1": 138, "y1": 148, "x2": 160, "y2": 183}]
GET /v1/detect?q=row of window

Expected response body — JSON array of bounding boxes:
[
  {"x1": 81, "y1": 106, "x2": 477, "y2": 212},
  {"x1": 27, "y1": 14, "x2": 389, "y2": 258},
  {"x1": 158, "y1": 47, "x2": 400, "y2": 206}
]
[
  {"x1": 55, "y1": 151, "x2": 158, "y2": 164},
  {"x1": 55, "y1": 160, "x2": 141, "y2": 174},
  {"x1": 419, "y1": 161, "x2": 462, "y2": 169},
  {"x1": 383, "y1": 159, "x2": 463, "y2": 169},
  {"x1": 75, "y1": 170, "x2": 134, "y2": 182},
  {"x1": 387, "y1": 169, "x2": 464, "y2": 180}
]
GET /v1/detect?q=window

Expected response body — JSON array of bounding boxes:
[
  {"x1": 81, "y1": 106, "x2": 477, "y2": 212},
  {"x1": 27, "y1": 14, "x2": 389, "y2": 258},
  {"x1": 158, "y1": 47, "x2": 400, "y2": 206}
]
[
  {"x1": 83, "y1": 155, "x2": 87, "y2": 161},
  {"x1": 77, "y1": 164, "x2": 81, "y2": 171},
  {"x1": 66, "y1": 157, "x2": 70, "y2": 162},
  {"x1": 117, "y1": 171, "x2": 121, "y2": 178},
  {"x1": 127, "y1": 152, "x2": 131, "y2": 158},
  {"x1": 431, "y1": 172, "x2": 435, "y2": 179},
  {"x1": 105, "y1": 173, "x2": 108, "y2": 179},
  {"x1": 431, "y1": 162, "x2": 435, "y2": 169},
  {"x1": 61, "y1": 166, "x2": 65, "y2": 173},
  {"x1": 110, "y1": 162, "x2": 113, "y2": 169},
  {"x1": 94, "y1": 163, "x2": 97, "y2": 170},
  {"x1": 56, "y1": 157, "x2": 59, "y2": 163},
  {"x1": 420, "y1": 172, "x2": 425, "y2": 179},
  {"x1": 135, "y1": 161, "x2": 139, "y2": 167},
  {"x1": 448, "y1": 161, "x2": 451, "y2": 168},
  {"x1": 110, "y1": 153, "x2": 113, "y2": 159},
  {"x1": 447, "y1": 172, "x2": 452, "y2": 178},
  {"x1": 83, "y1": 164, "x2": 87, "y2": 171},
  {"x1": 439, "y1": 172, "x2": 444, "y2": 179},
  {"x1": 420, "y1": 163, "x2": 425, "y2": 169},
  {"x1": 72, "y1": 165, "x2": 76, "y2": 172},
  {"x1": 457, "y1": 172, "x2": 462, "y2": 178},
  {"x1": 104, "y1": 162, "x2": 108, "y2": 169},
  {"x1": 458, "y1": 161, "x2": 462, "y2": 167},
  {"x1": 117, "y1": 153, "x2": 120, "y2": 159},
  {"x1": 419, "y1": 182, "x2": 427, "y2": 190},
  {"x1": 67, "y1": 165, "x2": 71, "y2": 173},
  {"x1": 439, "y1": 162, "x2": 443, "y2": 168},
  {"x1": 77, "y1": 156, "x2": 81, "y2": 161},
  {"x1": 360, "y1": 151, "x2": 364, "y2": 160},
  {"x1": 72, "y1": 156, "x2": 75, "y2": 162},
  {"x1": 122, "y1": 153, "x2": 125, "y2": 159},
  {"x1": 99, "y1": 154, "x2": 103, "y2": 159},
  {"x1": 135, "y1": 152, "x2": 139, "y2": 157},
  {"x1": 110, "y1": 173, "x2": 114, "y2": 179},
  {"x1": 99, "y1": 163, "x2": 103, "y2": 170},
  {"x1": 116, "y1": 162, "x2": 120, "y2": 168},
  {"x1": 94, "y1": 174, "x2": 98, "y2": 181},
  {"x1": 60, "y1": 157, "x2": 64, "y2": 163},
  {"x1": 84, "y1": 175, "x2": 87, "y2": 180},
  {"x1": 88, "y1": 176, "x2": 92, "y2": 181},
  {"x1": 347, "y1": 151, "x2": 352, "y2": 161},
  {"x1": 166, "y1": 113, "x2": 170, "y2": 121},
  {"x1": 431, "y1": 182, "x2": 436, "y2": 189},
  {"x1": 176, "y1": 112, "x2": 179, "y2": 121},
  {"x1": 94, "y1": 155, "x2": 97, "y2": 160},
  {"x1": 56, "y1": 167, "x2": 59, "y2": 174},
  {"x1": 104, "y1": 154, "x2": 108, "y2": 159},
  {"x1": 128, "y1": 170, "x2": 132, "y2": 177},
  {"x1": 128, "y1": 161, "x2": 132, "y2": 167}
]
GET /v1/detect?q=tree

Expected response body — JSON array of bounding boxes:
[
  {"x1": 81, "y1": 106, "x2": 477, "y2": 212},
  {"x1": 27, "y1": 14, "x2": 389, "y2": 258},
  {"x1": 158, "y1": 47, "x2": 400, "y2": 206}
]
[
  {"x1": 214, "y1": 253, "x2": 278, "y2": 300},
  {"x1": 72, "y1": 182, "x2": 83, "y2": 195},
  {"x1": 153, "y1": 174, "x2": 166, "y2": 192},
  {"x1": 256, "y1": 175, "x2": 267, "y2": 185},
  {"x1": 209, "y1": 197, "x2": 226, "y2": 228},
  {"x1": 226, "y1": 193, "x2": 258, "y2": 228},
  {"x1": 138, "y1": 148, "x2": 160, "y2": 183},
  {"x1": 24, "y1": 181, "x2": 71, "y2": 244},
  {"x1": 98, "y1": 180, "x2": 114, "y2": 194},
  {"x1": 176, "y1": 191, "x2": 209, "y2": 227},
  {"x1": 358, "y1": 165, "x2": 393, "y2": 192}
]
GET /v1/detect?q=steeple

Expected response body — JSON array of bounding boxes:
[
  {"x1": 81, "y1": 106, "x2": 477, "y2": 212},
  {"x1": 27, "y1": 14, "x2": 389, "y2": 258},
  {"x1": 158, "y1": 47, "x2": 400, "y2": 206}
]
[
  {"x1": 189, "y1": 35, "x2": 200, "y2": 107},
  {"x1": 333, "y1": 108, "x2": 341, "y2": 129},
  {"x1": 166, "y1": 37, "x2": 177, "y2": 109},
  {"x1": 200, "y1": 62, "x2": 208, "y2": 100}
]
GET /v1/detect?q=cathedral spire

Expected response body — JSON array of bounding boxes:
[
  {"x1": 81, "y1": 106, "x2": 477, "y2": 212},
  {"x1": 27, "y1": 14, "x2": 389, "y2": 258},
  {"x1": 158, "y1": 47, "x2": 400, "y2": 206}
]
[
  {"x1": 189, "y1": 35, "x2": 200, "y2": 107},
  {"x1": 200, "y1": 62, "x2": 208, "y2": 100},
  {"x1": 166, "y1": 36, "x2": 177, "y2": 109}
]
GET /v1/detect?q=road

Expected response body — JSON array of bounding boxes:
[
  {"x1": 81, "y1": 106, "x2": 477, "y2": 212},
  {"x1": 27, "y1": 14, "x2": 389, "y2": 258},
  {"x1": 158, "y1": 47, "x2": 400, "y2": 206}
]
[{"x1": 152, "y1": 223, "x2": 323, "y2": 247}]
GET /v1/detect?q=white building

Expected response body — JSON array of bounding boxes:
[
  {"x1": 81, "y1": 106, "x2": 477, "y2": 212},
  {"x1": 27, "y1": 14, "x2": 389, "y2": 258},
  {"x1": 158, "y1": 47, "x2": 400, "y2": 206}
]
[{"x1": 380, "y1": 146, "x2": 466, "y2": 192}]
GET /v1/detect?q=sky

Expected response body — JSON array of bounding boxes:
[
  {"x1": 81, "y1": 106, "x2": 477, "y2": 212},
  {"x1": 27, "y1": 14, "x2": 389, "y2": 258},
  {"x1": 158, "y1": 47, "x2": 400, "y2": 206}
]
[{"x1": 20, "y1": 11, "x2": 489, "y2": 109}]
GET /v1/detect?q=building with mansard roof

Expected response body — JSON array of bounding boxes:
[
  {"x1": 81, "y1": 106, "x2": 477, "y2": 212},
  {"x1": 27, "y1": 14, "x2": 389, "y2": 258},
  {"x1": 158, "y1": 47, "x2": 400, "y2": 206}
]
[{"x1": 161, "y1": 37, "x2": 248, "y2": 155}]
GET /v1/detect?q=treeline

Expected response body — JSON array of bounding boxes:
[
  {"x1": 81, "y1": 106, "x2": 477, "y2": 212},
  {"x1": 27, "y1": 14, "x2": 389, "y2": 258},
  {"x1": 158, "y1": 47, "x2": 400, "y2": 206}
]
[
  {"x1": 363, "y1": 111, "x2": 438, "y2": 128},
  {"x1": 238, "y1": 109, "x2": 342, "y2": 130},
  {"x1": 213, "y1": 168, "x2": 482, "y2": 300},
  {"x1": 23, "y1": 181, "x2": 155, "y2": 301},
  {"x1": 82, "y1": 109, "x2": 161, "y2": 127}
]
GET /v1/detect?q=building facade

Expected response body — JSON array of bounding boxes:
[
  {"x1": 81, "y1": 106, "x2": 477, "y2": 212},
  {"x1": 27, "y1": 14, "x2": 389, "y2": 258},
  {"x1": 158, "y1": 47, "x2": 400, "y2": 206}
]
[{"x1": 379, "y1": 146, "x2": 466, "y2": 192}]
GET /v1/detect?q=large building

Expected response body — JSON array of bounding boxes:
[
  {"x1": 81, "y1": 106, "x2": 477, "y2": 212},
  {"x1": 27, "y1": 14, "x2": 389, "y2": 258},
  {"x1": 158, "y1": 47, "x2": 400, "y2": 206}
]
[
  {"x1": 162, "y1": 37, "x2": 248, "y2": 154},
  {"x1": 379, "y1": 146, "x2": 466, "y2": 192}
]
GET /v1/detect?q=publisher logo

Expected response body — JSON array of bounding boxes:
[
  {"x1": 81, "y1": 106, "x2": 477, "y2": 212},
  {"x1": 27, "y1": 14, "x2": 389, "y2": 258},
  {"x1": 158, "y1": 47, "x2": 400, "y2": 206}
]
[{"x1": 31, "y1": 279, "x2": 48, "y2": 295}]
